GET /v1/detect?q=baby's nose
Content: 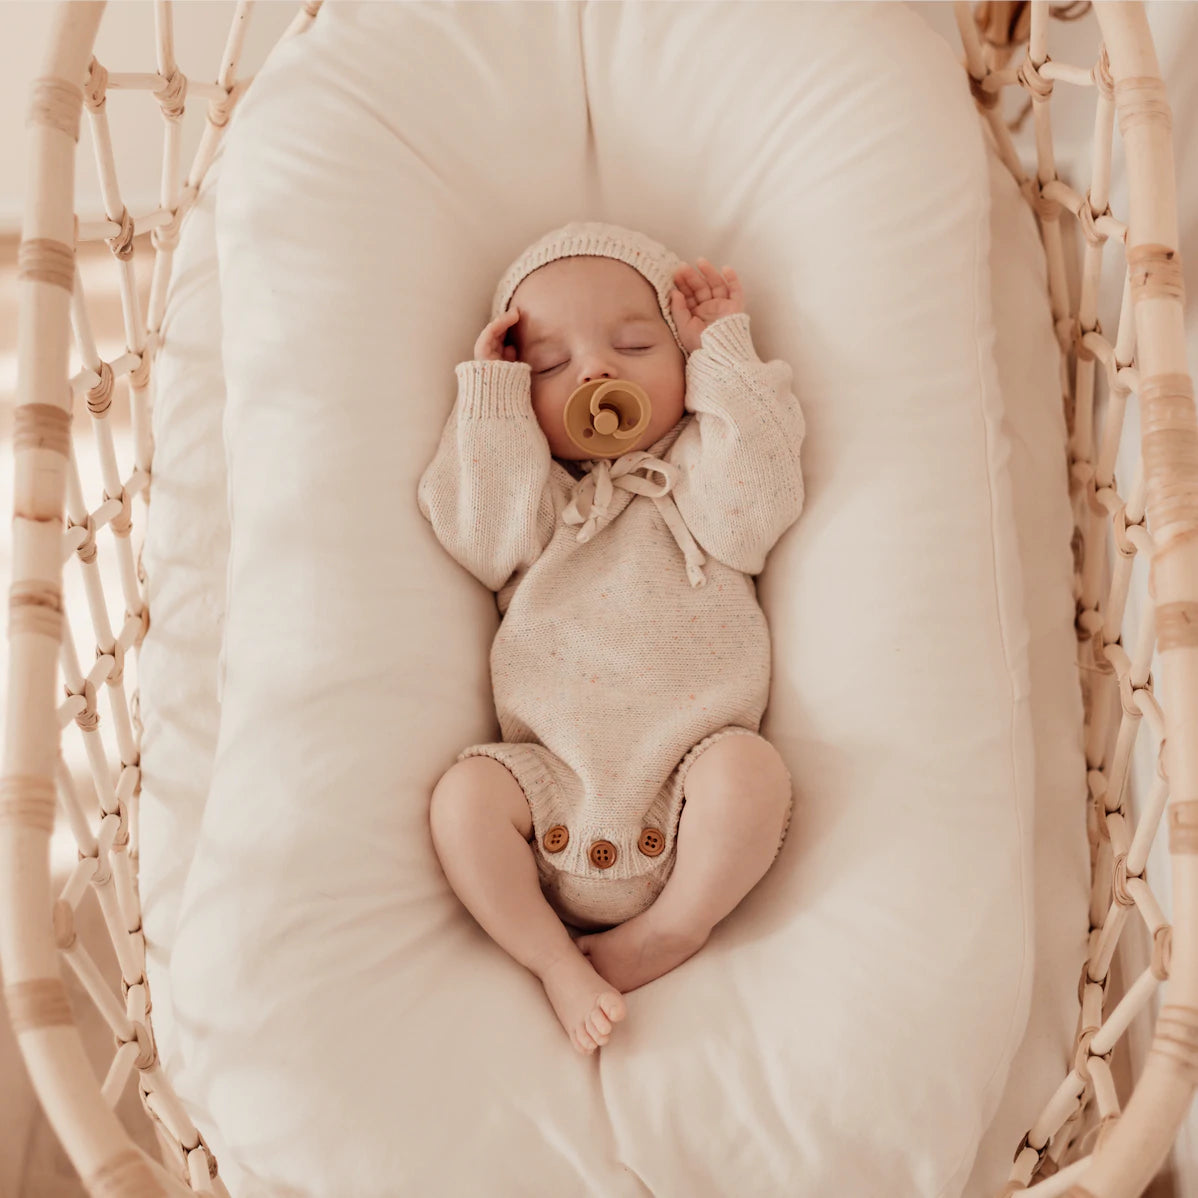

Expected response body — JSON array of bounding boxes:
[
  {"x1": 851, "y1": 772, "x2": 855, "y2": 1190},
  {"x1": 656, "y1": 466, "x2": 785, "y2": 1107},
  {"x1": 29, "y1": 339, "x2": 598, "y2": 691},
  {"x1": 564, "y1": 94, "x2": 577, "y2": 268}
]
[
  {"x1": 580, "y1": 360, "x2": 618, "y2": 383},
  {"x1": 577, "y1": 348, "x2": 621, "y2": 383}
]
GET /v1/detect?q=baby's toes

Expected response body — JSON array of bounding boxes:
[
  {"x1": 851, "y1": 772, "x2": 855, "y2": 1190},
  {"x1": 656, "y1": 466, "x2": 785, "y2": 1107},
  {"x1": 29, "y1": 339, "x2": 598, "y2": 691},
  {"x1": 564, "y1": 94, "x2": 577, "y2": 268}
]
[
  {"x1": 574, "y1": 1026, "x2": 598, "y2": 1054},
  {"x1": 599, "y1": 991, "x2": 627, "y2": 1024},
  {"x1": 586, "y1": 1010, "x2": 612, "y2": 1044}
]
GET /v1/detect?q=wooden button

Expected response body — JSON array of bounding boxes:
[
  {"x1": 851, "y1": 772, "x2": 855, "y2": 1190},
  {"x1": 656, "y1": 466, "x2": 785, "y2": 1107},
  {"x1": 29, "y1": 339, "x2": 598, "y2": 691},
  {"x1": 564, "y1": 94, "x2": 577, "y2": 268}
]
[
  {"x1": 637, "y1": 827, "x2": 665, "y2": 857},
  {"x1": 588, "y1": 840, "x2": 617, "y2": 869},
  {"x1": 543, "y1": 825, "x2": 569, "y2": 853}
]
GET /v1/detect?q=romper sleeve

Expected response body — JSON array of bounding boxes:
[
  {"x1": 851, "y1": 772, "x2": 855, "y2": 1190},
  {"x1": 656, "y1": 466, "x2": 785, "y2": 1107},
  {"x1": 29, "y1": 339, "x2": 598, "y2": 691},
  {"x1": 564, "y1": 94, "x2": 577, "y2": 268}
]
[
  {"x1": 669, "y1": 312, "x2": 806, "y2": 576},
  {"x1": 416, "y1": 358, "x2": 557, "y2": 593}
]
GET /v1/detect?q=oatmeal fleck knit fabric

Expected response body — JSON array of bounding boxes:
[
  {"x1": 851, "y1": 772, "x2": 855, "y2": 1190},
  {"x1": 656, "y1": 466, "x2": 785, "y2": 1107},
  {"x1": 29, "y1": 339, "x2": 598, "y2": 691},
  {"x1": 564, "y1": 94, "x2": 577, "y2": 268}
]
[{"x1": 417, "y1": 311, "x2": 806, "y2": 924}]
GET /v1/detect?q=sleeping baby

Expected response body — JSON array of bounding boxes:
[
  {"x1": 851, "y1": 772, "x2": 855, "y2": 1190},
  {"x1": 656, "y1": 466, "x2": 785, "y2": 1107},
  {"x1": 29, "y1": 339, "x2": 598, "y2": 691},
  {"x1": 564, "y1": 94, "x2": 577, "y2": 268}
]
[{"x1": 417, "y1": 220, "x2": 806, "y2": 1055}]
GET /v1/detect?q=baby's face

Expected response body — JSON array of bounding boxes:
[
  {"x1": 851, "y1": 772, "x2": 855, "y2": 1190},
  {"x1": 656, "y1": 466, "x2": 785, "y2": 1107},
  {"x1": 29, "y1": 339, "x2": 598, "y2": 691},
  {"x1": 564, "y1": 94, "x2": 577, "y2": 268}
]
[{"x1": 506, "y1": 256, "x2": 686, "y2": 461}]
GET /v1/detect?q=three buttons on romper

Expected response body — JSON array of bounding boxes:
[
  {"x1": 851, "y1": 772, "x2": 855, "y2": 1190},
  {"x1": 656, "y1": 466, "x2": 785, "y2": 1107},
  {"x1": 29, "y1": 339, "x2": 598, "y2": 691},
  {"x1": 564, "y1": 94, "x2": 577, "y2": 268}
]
[{"x1": 541, "y1": 824, "x2": 666, "y2": 865}]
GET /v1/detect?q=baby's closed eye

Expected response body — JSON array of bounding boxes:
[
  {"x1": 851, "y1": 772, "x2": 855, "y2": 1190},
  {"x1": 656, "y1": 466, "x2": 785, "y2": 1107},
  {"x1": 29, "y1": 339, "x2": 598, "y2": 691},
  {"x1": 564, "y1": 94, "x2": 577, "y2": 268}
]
[{"x1": 535, "y1": 346, "x2": 654, "y2": 376}]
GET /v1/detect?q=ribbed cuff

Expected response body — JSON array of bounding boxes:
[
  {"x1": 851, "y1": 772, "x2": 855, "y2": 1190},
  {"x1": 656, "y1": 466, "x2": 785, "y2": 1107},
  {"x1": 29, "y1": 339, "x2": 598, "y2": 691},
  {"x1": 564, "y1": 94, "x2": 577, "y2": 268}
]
[
  {"x1": 695, "y1": 312, "x2": 757, "y2": 364},
  {"x1": 455, "y1": 359, "x2": 535, "y2": 418}
]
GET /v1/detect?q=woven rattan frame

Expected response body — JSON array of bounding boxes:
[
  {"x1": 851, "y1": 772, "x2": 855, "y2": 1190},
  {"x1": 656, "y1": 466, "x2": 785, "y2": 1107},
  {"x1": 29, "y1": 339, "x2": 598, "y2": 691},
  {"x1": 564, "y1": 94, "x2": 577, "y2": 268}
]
[{"x1": 2, "y1": 2, "x2": 1195, "y2": 1194}]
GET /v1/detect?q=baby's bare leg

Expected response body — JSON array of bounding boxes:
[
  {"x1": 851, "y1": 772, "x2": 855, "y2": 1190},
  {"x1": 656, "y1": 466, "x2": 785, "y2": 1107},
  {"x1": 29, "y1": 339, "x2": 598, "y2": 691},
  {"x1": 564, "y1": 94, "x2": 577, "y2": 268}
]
[
  {"x1": 648, "y1": 734, "x2": 792, "y2": 936},
  {"x1": 577, "y1": 733, "x2": 792, "y2": 993},
  {"x1": 429, "y1": 756, "x2": 627, "y2": 1053}
]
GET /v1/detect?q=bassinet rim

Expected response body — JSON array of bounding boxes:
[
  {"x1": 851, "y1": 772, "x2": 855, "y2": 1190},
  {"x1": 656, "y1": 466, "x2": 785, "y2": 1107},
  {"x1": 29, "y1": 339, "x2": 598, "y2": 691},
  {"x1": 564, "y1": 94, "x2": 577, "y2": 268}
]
[{"x1": 3, "y1": 2, "x2": 1195, "y2": 1195}]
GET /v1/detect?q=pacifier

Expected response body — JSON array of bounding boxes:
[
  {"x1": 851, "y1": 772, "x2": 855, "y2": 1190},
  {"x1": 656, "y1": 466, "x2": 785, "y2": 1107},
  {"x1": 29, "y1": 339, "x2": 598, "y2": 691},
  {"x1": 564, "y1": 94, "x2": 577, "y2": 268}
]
[{"x1": 562, "y1": 378, "x2": 652, "y2": 459}]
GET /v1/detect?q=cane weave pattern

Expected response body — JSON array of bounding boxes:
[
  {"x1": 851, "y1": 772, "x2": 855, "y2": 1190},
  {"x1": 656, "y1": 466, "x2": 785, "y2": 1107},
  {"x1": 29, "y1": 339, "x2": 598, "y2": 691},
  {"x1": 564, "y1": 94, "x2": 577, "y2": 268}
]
[{"x1": 2, "y1": 2, "x2": 1194, "y2": 1194}]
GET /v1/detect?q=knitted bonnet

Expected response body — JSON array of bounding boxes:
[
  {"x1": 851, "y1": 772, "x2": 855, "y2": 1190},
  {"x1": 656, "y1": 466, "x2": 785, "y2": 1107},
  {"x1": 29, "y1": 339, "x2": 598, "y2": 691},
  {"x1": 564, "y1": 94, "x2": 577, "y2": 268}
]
[{"x1": 490, "y1": 219, "x2": 690, "y2": 361}]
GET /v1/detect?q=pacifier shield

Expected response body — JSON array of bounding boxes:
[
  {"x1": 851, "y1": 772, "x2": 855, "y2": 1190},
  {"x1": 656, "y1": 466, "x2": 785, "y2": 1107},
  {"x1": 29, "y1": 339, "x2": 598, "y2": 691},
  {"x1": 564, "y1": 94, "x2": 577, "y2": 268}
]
[{"x1": 562, "y1": 379, "x2": 652, "y2": 458}]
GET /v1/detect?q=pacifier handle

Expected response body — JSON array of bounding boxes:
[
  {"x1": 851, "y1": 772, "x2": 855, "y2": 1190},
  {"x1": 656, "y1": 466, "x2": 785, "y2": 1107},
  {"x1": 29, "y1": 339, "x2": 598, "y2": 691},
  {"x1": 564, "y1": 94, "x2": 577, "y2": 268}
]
[{"x1": 562, "y1": 379, "x2": 652, "y2": 459}]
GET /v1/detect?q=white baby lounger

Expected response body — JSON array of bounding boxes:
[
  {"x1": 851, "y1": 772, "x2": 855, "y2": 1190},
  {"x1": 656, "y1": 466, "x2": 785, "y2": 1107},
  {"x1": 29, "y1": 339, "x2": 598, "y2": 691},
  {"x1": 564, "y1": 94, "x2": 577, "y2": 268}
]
[{"x1": 5, "y1": 2, "x2": 1197, "y2": 1196}]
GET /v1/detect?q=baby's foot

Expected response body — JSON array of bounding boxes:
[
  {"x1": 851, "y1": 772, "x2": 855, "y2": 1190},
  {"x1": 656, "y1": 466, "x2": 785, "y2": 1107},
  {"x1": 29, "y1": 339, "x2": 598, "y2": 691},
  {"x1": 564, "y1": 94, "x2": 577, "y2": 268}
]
[
  {"x1": 538, "y1": 945, "x2": 628, "y2": 1054},
  {"x1": 575, "y1": 912, "x2": 709, "y2": 993}
]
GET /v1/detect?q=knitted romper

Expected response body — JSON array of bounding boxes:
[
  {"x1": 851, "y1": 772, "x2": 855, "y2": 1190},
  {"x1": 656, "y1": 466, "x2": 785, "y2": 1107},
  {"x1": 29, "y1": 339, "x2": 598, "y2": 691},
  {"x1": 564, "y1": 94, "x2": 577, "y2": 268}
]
[{"x1": 417, "y1": 313, "x2": 806, "y2": 932}]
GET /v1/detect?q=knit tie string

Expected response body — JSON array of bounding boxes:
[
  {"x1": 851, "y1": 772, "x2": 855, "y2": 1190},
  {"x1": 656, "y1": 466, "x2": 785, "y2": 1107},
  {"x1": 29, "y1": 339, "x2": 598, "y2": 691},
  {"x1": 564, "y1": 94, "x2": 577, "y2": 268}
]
[{"x1": 562, "y1": 451, "x2": 708, "y2": 588}]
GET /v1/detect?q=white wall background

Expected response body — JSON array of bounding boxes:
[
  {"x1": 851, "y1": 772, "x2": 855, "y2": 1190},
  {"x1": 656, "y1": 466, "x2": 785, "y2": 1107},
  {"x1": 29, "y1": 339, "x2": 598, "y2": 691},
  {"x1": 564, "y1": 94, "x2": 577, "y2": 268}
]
[{"x1": 0, "y1": 0, "x2": 1195, "y2": 1194}]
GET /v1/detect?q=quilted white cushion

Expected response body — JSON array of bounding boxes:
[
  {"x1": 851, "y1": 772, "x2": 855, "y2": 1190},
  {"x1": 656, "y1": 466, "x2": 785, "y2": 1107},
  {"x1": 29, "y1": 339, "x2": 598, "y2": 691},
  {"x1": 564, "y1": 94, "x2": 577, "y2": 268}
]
[
  {"x1": 158, "y1": 3, "x2": 1087, "y2": 1195},
  {"x1": 956, "y1": 121, "x2": 1091, "y2": 1196},
  {"x1": 137, "y1": 142, "x2": 228, "y2": 1098}
]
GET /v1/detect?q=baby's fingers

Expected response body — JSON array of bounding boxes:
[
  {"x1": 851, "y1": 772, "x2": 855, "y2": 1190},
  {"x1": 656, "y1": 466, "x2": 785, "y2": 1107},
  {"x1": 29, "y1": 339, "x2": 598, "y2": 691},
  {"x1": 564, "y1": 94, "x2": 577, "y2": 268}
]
[
  {"x1": 494, "y1": 306, "x2": 521, "y2": 337},
  {"x1": 675, "y1": 261, "x2": 709, "y2": 303},
  {"x1": 696, "y1": 257, "x2": 741, "y2": 300},
  {"x1": 694, "y1": 258, "x2": 723, "y2": 297},
  {"x1": 475, "y1": 306, "x2": 521, "y2": 360}
]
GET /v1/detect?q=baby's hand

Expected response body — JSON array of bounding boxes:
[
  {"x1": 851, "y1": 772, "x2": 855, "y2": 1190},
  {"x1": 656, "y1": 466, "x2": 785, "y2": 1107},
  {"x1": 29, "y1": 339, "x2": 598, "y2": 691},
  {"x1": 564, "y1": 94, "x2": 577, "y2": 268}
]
[
  {"x1": 474, "y1": 306, "x2": 521, "y2": 363},
  {"x1": 670, "y1": 259, "x2": 745, "y2": 355}
]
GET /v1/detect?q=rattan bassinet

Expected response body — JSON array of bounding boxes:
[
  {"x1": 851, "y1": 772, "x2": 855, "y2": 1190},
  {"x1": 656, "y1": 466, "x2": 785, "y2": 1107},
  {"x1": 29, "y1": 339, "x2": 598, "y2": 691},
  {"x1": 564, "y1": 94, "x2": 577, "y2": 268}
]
[{"x1": 3, "y1": 1, "x2": 1196, "y2": 1195}]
